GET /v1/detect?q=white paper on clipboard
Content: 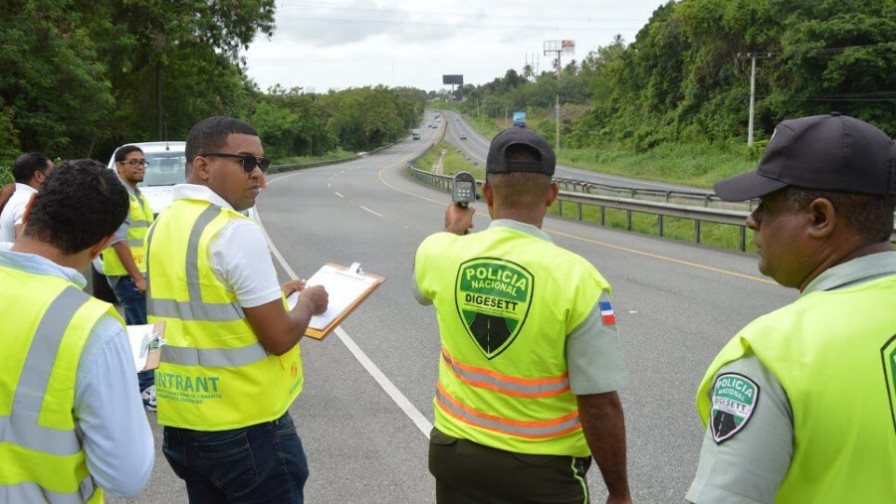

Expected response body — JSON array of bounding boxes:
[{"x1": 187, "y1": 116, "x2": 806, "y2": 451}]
[{"x1": 286, "y1": 263, "x2": 378, "y2": 330}]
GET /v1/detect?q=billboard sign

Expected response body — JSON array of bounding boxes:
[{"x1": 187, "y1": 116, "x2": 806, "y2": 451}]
[{"x1": 442, "y1": 74, "x2": 464, "y2": 85}]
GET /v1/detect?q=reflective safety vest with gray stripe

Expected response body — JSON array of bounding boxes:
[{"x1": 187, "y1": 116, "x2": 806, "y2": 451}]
[
  {"x1": 0, "y1": 265, "x2": 116, "y2": 503},
  {"x1": 697, "y1": 274, "x2": 896, "y2": 503},
  {"x1": 146, "y1": 199, "x2": 302, "y2": 431},
  {"x1": 415, "y1": 226, "x2": 611, "y2": 457},
  {"x1": 102, "y1": 190, "x2": 154, "y2": 276}
]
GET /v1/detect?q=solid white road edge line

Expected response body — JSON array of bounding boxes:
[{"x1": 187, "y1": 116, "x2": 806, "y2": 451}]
[{"x1": 257, "y1": 176, "x2": 433, "y2": 439}]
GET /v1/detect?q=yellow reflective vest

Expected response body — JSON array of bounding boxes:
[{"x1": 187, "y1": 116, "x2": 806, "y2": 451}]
[
  {"x1": 0, "y1": 264, "x2": 118, "y2": 503},
  {"x1": 697, "y1": 275, "x2": 896, "y2": 502},
  {"x1": 102, "y1": 190, "x2": 154, "y2": 276},
  {"x1": 146, "y1": 199, "x2": 302, "y2": 431},
  {"x1": 416, "y1": 225, "x2": 610, "y2": 457}
]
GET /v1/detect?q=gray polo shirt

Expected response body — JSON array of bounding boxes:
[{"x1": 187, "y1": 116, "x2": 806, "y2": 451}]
[{"x1": 686, "y1": 251, "x2": 896, "y2": 503}]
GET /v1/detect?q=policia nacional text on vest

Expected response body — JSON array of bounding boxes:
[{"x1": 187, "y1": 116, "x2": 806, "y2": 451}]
[
  {"x1": 417, "y1": 226, "x2": 611, "y2": 457},
  {"x1": 1, "y1": 266, "x2": 122, "y2": 503},
  {"x1": 697, "y1": 275, "x2": 896, "y2": 502},
  {"x1": 146, "y1": 199, "x2": 301, "y2": 430}
]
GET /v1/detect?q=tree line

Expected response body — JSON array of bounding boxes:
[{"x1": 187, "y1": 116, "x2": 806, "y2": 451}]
[
  {"x1": 0, "y1": 0, "x2": 424, "y2": 165},
  {"x1": 457, "y1": 0, "x2": 896, "y2": 151}
]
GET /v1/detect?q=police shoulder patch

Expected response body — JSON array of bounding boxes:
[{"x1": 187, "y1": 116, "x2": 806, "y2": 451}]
[{"x1": 710, "y1": 372, "x2": 760, "y2": 444}]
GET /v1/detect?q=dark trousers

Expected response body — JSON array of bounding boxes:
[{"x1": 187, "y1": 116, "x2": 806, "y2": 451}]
[
  {"x1": 110, "y1": 275, "x2": 154, "y2": 390},
  {"x1": 429, "y1": 428, "x2": 592, "y2": 504},
  {"x1": 163, "y1": 412, "x2": 309, "y2": 504}
]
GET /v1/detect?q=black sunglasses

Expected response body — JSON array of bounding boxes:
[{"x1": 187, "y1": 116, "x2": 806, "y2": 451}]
[{"x1": 199, "y1": 152, "x2": 271, "y2": 173}]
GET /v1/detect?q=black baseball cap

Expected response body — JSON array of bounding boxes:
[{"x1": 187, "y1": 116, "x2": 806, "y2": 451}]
[
  {"x1": 714, "y1": 113, "x2": 896, "y2": 201},
  {"x1": 486, "y1": 128, "x2": 556, "y2": 175}
]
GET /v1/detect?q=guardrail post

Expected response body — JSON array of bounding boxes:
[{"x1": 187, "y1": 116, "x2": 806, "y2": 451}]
[
  {"x1": 739, "y1": 225, "x2": 747, "y2": 252},
  {"x1": 658, "y1": 214, "x2": 664, "y2": 238},
  {"x1": 627, "y1": 210, "x2": 633, "y2": 231},
  {"x1": 600, "y1": 206, "x2": 606, "y2": 226},
  {"x1": 558, "y1": 199, "x2": 564, "y2": 216},
  {"x1": 577, "y1": 202, "x2": 582, "y2": 221},
  {"x1": 695, "y1": 220, "x2": 702, "y2": 244},
  {"x1": 704, "y1": 195, "x2": 711, "y2": 207}
]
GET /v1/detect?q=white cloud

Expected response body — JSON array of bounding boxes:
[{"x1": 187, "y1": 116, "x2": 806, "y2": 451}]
[{"x1": 245, "y1": 0, "x2": 665, "y2": 92}]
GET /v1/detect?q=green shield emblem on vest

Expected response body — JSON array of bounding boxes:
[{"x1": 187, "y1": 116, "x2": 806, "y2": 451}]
[
  {"x1": 883, "y1": 334, "x2": 896, "y2": 435},
  {"x1": 710, "y1": 373, "x2": 760, "y2": 444},
  {"x1": 455, "y1": 258, "x2": 533, "y2": 359}
]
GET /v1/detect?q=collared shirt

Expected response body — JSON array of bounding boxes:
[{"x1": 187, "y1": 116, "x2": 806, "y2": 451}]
[
  {"x1": 0, "y1": 249, "x2": 154, "y2": 498},
  {"x1": 686, "y1": 251, "x2": 896, "y2": 504},
  {"x1": 414, "y1": 219, "x2": 627, "y2": 395},
  {"x1": 171, "y1": 184, "x2": 281, "y2": 308},
  {"x1": 0, "y1": 183, "x2": 37, "y2": 243}
]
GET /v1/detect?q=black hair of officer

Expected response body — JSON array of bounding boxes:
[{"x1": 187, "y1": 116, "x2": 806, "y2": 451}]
[
  {"x1": 22, "y1": 159, "x2": 129, "y2": 254},
  {"x1": 114, "y1": 145, "x2": 144, "y2": 163},
  {"x1": 185, "y1": 116, "x2": 258, "y2": 163},
  {"x1": 12, "y1": 152, "x2": 51, "y2": 183}
]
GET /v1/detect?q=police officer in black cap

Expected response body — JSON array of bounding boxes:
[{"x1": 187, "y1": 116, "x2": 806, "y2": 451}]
[
  {"x1": 687, "y1": 113, "x2": 896, "y2": 503},
  {"x1": 414, "y1": 128, "x2": 631, "y2": 503}
]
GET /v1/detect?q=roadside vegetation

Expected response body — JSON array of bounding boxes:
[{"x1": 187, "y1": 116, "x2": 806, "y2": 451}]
[
  {"x1": 0, "y1": 2, "x2": 426, "y2": 166},
  {"x1": 439, "y1": 1, "x2": 894, "y2": 188}
]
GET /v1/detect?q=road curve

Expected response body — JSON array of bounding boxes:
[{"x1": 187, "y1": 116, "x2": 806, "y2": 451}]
[{"x1": 440, "y1": 109, "x2": 714, "y2": 194}]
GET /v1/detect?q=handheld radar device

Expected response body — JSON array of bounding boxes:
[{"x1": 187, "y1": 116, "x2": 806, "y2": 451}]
[{"x1": 452, "y1": 172, "x2": 476, "y2": 208}]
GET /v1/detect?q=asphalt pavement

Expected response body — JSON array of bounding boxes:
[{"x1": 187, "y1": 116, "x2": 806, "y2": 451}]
[{"x1": 110, "y1": 112, "x2": 795, "y2": 503}]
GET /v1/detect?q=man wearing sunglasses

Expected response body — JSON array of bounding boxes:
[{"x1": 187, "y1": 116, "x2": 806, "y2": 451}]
[
  {"x1": 104, "y1": 144, "x2": 157, "y2": 411},
  {"x1": 146, "y1": 116, "x2": 328, "y2": 503}
]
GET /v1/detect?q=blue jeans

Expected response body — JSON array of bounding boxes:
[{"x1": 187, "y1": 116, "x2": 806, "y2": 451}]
[
  {"x1": 110, "y1": 275, "x2": 154, "y2": 390},
  {"x1": 163, "y1": 412, "x2": 309, "y2": 504}
]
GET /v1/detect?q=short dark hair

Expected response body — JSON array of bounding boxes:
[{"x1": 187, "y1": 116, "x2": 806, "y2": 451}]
[
  {"x1": 785, "y1": 187, "x2": 896, "y2": 243},
  {"x1": 185, "y1": 116, "x2": 257, "y2": 162},
  {"x1": 114, "y1": 145, "x2": 144, "y2": 163},
  {"x1": 23, "y1": 159, "x2": 129, "y2": 254},
  {"x1": 12, "y1": 152, "x2": 51, "y2": 183}
]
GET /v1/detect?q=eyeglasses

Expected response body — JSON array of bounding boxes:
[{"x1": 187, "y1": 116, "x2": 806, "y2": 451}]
[
  {"x1": 199, "y1": 152, "x2": 271, "y2": 173},
  {"x1": 119, "y1": 159, "x2": 148, "y2": 167}
]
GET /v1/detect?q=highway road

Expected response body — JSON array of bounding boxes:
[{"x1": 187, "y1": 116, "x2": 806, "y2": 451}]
[
  {"x1": 111, "y1": 112, "x2": 795, "y2": 503},
  {"x1": 440, "y1": 109, "x2": 713, "y2": 194}
]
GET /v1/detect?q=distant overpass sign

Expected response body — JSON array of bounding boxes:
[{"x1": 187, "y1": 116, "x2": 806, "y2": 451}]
[{"x1": 442, "y1": 74, "x2": 464, "y2": 85}]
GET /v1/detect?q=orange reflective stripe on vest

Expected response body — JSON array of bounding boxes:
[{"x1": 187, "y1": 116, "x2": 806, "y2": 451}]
[
  {"x1": 435, "y1": 382, "x2": 581, "y2": 439},
  {"x1": 440, "y1": 348, "x2": 570, "y2": 398}
]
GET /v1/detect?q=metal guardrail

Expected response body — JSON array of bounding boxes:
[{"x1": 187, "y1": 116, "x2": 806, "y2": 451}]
[
  {"x1": 410, "y1": 166, "x2": 754, "y2": 250},
  {"x1": 552, "y1": 177, "x2": 755, "y2": 211},
  {"x1": 409, "y1": 158, "x2": 896, "y2": 250}
]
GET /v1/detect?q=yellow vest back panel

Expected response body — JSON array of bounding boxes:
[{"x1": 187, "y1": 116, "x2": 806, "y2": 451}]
[{"x1": 417, "y1": 226, "x2": 609, "y2": 456}]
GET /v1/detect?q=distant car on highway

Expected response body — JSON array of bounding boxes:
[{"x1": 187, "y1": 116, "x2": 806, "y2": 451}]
[
  {"x1": 412, "y1": 130, "x2": 421, "y2": 140},
  {"x1": 459, "y1": 133, "x2": 468, "y2": 140}
]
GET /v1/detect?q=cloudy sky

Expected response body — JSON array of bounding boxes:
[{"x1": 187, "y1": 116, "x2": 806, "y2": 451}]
[{"x1": 244, "y1": 0, "x2": 667, "y2": 93}]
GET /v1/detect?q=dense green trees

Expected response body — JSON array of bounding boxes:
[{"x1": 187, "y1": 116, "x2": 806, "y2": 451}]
[
  {"x1": 1, "y1": 0, "x2": 423, "y2": 164},
  {"x1": 457, "y1": 0, "x2": 895, "y2": 151}
]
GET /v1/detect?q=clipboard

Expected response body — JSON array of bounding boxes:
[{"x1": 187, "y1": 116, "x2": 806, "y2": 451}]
[
  {"x1": 286, "y1": 262, "x2": 385, "y2": 341},
  {"x1": 126, "y1": 321, "x2": 166, "y2": 372}
]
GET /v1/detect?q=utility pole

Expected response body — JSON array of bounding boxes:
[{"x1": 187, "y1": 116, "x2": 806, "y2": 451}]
[{"x1": 737, "y1": 52, "x2": 772, "y2": 147}]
